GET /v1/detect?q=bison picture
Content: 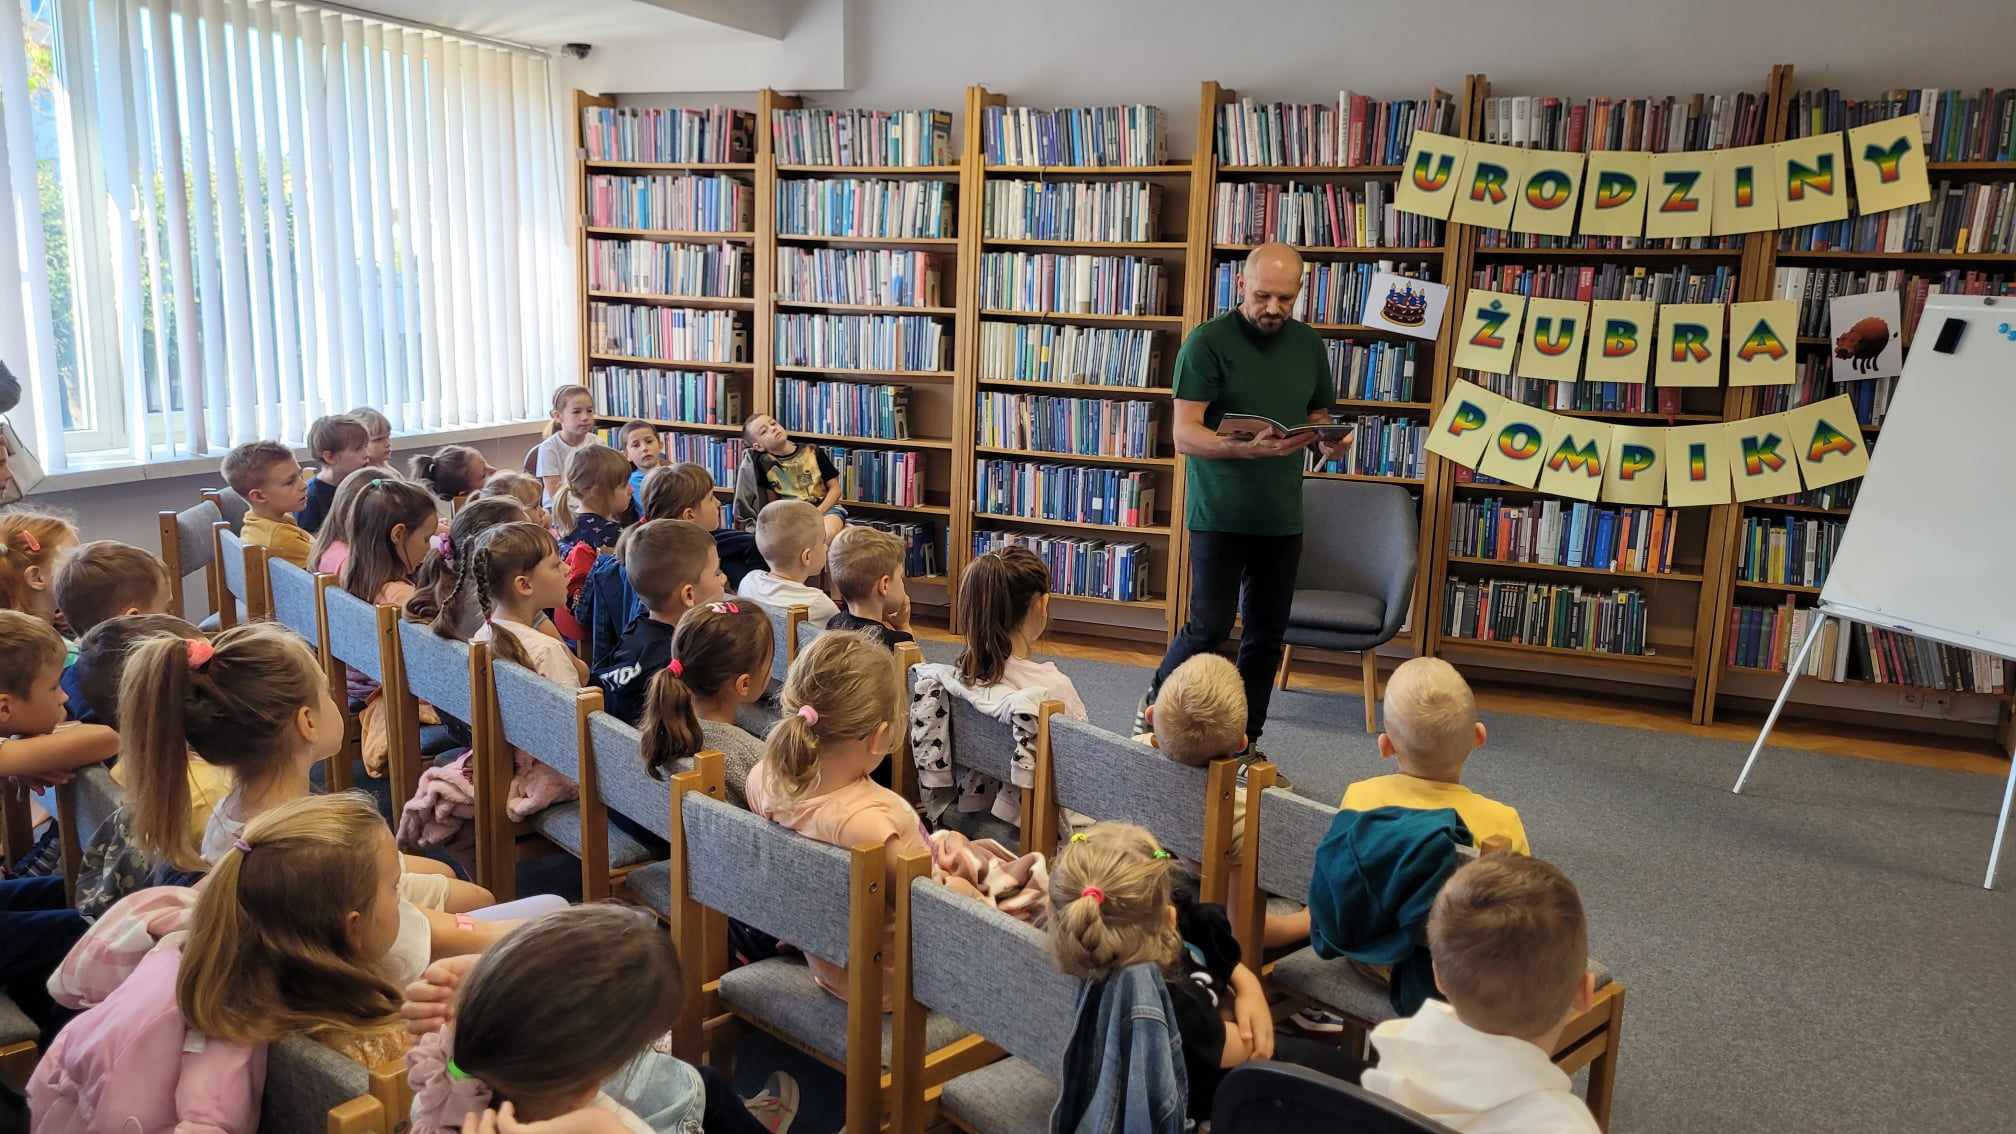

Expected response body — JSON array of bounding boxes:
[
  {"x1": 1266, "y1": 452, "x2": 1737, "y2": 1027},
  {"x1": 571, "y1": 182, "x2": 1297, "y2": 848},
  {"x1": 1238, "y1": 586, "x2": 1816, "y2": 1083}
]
[{"x1": 1834, "y1": 316, "x2": 1893, "y2": 373}]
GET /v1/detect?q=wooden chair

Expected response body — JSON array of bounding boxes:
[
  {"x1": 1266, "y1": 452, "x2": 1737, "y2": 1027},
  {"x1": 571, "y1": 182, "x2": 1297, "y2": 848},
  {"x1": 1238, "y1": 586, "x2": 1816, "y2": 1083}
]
[
  {"x1": 589, "y1": 710, "x2": 681, "y2": 915},
  {"x1": 669, "y1": 754, "x2": 972, "y2": 1133},
  {"x1": 889, "y1": 851, "x2": 1082, "y2": 1134},
  {"x1": 210, "y1": 522, "x2": 271, "y2": 629},
  {"x1": 156, "y1": 499, "x2": 224, "y2": 620},
  {"x1": 745, "y1": 595, "x2": 810, "y2": 686},
  {"x1": 55, "y1": 764, "x2": 123, "y2": 905},
  {"x1": 933, "y1": 686, "x2": 1064, "y2": 856},
  {"x1": 394, "y1": 623, "x2": 503, "y2": 894},
  {"x1": 490, "y1": 662, "x2": 655, "y2": 902},
  {"x1": 323, "y1": 586, "x2": 414, "y2": 807},
  {"x1": 263, "y1": 1033, "x2": 406, "y2": 1134},
  {"x1": 267, "y1": 559, "x2": 352, "y2": 792},
  {"x1": 1235, "y1": 766, "x2": 1625, "y2": 1131},
  {"x1": 890, "y1": 641, "x2": 923, "y2": 803},
  {"x1": 200, "y1": 486, "x2": 249, "y2": 533}
]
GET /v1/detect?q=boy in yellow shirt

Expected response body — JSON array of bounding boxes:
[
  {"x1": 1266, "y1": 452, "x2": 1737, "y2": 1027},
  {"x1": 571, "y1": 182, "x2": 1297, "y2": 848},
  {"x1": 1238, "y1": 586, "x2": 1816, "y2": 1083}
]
[
  {"x1": 222, "y1": 440, "x2": 312, "y2": 569},
  {"x1": 1342, "y1": 656, "x2": 1528, "y2": 854}
]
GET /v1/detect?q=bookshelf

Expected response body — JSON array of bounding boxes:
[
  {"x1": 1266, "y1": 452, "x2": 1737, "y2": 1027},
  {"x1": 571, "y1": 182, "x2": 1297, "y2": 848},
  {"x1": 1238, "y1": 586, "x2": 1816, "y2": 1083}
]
[{"x1": 1700, "y1": 67, "x2": 2016, "y2": 739}]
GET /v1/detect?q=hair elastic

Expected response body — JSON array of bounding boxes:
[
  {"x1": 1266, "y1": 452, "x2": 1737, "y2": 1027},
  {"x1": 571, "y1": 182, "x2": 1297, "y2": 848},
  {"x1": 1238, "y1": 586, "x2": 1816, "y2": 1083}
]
[
  {"x1": 1069, "y1": 832, "x2": 1090, "y2": 844},
  {"x1": 797, "y1": 704, "x2": 819, "y2": 726},
  {"x1": 666, "y1": 658, "x2": 684, "y2": 678},
  {"x1": 16, "y1": 530, "x2": 39, "y2": 554},
  {"x1": 446, "y1": 1059, "x2": 468, "y2": 1081},
  {"x1": 708, "y1": 601, "x2": 741, "y2": 615},
  {"x1": 1080, "y1": 886, "x2": 1105, "y2": 906},
  {"x1": 430, "y1": 531, "x2": 454, "y2": 562},
  {"x1": 232, "y1": 837, "x2": 252, "y2": 853},
  {"x1": 187, "y1": 639, "x2": 216, "y2": 670},
  {"x1": 1151, "y1": 849, "x2": 1172, "y2": 860}
]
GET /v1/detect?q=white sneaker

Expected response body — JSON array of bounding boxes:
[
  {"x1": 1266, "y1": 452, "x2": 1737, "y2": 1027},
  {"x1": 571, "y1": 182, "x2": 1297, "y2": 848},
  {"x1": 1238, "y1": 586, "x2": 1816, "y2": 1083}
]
[
  {"x1": 742, "y1": 1071, "x2": 800, "y2": 1134},
  {"x1": 1291, "y1": 1007, "x2": 1350, "y2": 1033}
]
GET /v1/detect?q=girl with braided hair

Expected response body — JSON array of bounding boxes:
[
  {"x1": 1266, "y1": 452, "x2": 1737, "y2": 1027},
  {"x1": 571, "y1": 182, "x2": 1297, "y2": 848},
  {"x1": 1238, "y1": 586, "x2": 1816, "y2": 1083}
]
[{"x1": 443, "y1": 521, "x2": 584, "y2": 687}]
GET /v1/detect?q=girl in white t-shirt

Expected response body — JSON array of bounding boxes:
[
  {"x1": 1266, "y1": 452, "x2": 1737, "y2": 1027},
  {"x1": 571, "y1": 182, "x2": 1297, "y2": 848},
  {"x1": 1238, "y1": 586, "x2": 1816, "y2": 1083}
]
[
  {"x1": 454, "y1": 520, "x2": 587, "y2": 690},
  {"x1": 955, "y1": 545, "x2": 1089, "y2": 720},
  {"x1": 531, "y1": 384, "x2": 598, "y2": 507}
]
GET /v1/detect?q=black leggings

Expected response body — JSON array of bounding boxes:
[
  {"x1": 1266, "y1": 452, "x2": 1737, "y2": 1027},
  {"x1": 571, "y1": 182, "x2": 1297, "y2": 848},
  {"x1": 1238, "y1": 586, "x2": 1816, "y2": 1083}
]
[{"x1": 698, "y1": 1065, "x2": 771, "y2": 1134}]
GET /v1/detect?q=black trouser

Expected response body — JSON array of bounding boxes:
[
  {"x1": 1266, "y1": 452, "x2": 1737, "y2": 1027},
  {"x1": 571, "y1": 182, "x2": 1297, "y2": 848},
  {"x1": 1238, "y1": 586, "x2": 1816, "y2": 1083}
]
[
  {"x1": 1152, "y1": 530, "x2": 1303, "y2": 743},
  {"x1": 698, "y1": 1064, "x2": 772, "y2": 1134}
]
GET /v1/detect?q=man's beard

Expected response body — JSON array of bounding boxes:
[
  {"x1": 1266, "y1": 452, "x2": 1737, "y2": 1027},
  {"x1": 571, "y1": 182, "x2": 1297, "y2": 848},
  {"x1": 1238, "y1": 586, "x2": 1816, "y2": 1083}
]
[{"x1": 1253, "y1": 313, "x2": 1284, "y2": 334}]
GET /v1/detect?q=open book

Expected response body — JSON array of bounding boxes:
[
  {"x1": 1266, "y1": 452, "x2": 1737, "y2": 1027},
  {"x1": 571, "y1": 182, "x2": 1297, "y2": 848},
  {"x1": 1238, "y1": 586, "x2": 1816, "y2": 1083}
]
[{"x1": 1215, "y1": 414, "x2": 1357, "y2": 443}]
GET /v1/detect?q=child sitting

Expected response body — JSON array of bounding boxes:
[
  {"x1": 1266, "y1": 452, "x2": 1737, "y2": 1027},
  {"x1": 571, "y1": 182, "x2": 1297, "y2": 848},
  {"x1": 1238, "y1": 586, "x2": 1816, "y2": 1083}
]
[
  {"x1": 634, "y1": 601, "x2": 773, "y2": 807},
  {"x1": 0, "y1": 509, "x2": 80, "y2": 627},
  {"x1": 825, "y1": 524, "x2": 913, "y2": 648},
  {"x1": 640, "y1": 461, "x2": 763, "y2": 588},
  {"x1": 404, "y1": 497, "x2": 529, "y2": 641},
  {"x1": 409, "y1": 444, "x2": 494, "y2": 506},
  {"x1": 402, "y1": 903, "x2": 795, "y2": 1134},
  {"x1": 955, "y1": 545, "x2": 1086, "y2": 717},
  {"x1": 53, "y1": 539, "x2": 171, "y2": 712},
  {"x1": 299, "y1": 414, "x2": 372, "y2": 534},
  {"x1": 348, "y1": 405, "x2": 394, "y2": 466},
  {"x1": 589, "y1": 521, "x2": 730, "y2": 718},
  {"x1": 221, "y1": 440, "x2": 312, "y2": 568},
  {"x1": 552, "y1": 442, "x2": 634, "y2": 560},
  {"x1": 31, "y1": 793, "x2": 413, "y2": 1131},
  {"x1": 339, "y1": 477, "x2": 439, "y2": 609},
  {"x1": 458, "y1": 521, "x2": 588, "y2": 690},
  {"x1": 618, "y1": 419, "x2": 663, "y2": 504},
  {"x1": 576, "y1": 501, "x2": 729, "y2": 670},
  {"x1": 1362, "y1": 854, "x2": 1599, "y2": 1133},
  {"x1": 306, "y1": 463, "x2": 395, "y2": 577},
  {"x1": 0, "y1": 609, "x2": 120, "y2": 814},
  {"x1": 473, "y1": 469, "x2": 550, "y2": 531},
  {"x1": 739, "y1": 499, "x2": 839, "y2": 628},
  {"x1": 733, "y1": 413, "x2": 845, "y2": 544},
  {"x1": 532, "y1": 384, "x2": 598, "y2": 507},
  {"x1": 1346, "y1": 657, "x2": 1529, "y2": 854}
]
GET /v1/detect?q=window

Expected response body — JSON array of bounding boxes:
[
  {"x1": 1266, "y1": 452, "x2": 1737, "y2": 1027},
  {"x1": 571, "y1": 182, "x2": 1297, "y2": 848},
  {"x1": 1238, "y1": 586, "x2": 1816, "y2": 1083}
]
[{"x1": 0, "y1": 0, "x2": 569, "y2": 472}]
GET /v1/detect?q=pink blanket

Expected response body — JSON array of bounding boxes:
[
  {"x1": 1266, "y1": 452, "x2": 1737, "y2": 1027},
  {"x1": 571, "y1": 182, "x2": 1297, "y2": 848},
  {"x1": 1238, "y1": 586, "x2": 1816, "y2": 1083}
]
[{"x1": 928, "y1": 829, "x2": 1050, "y2": 927}]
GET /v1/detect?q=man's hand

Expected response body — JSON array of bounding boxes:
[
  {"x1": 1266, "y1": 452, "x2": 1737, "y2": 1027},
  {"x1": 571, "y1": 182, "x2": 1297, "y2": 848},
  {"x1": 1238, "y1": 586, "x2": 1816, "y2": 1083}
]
[
  {"x1": 1317, "y1": 426, "x2": 1355, "y2": 464},
  {"x1": 1246, "y1": 431, "x2": 1313, "y2": 458}
]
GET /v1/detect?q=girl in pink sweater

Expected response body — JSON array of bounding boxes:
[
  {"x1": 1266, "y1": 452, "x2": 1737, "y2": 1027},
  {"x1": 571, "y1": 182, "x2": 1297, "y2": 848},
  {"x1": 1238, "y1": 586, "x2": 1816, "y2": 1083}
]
[{"x1": 30, "y1": 792, "x2": 410, "y2": 1133}]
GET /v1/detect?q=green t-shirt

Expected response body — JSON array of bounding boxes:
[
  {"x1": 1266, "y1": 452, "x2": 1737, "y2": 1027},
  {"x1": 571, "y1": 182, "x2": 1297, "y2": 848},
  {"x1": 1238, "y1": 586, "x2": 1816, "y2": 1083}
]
[{"x1": 1173, "y1": 311, "x2": 1330, "y2": 535}]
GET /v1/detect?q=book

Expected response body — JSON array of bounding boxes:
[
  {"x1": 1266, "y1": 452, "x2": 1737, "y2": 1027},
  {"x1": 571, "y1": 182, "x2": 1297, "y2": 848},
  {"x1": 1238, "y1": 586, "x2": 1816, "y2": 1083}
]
[{"x1": 1215, "y1": 414, "x2": 1356, "y2": 442}]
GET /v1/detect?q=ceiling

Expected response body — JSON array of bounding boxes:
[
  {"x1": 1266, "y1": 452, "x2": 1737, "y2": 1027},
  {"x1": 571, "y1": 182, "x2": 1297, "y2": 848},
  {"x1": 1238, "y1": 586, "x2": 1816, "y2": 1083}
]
[{"x1": 342, "y1": 0, "x2": 783, "y2": 49}]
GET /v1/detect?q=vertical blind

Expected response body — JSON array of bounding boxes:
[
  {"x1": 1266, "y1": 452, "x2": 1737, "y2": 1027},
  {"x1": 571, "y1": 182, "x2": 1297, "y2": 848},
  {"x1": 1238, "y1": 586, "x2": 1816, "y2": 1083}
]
[{"x1": 0, "y1": 0, "x2": 568, "y2": 472}]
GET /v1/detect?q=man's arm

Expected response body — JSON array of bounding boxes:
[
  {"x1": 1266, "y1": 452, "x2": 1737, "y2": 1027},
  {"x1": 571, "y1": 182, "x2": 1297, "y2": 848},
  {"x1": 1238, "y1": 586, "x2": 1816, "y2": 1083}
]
[
  {"x1": 1172, "y1": 400, "x2": 1309, "y2": 460},
  {"x1": 1311, "y1": 408, "x2": 1355, "y2": 463}
]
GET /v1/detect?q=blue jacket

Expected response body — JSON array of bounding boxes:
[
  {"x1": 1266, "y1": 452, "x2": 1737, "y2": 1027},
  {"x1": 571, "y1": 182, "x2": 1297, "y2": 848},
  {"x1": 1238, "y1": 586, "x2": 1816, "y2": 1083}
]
[
  {"x1": 1050, "y1": 962, "x2": 1187, "y2": 1134},
  {"x1": 1307, "y1": 805, "x2": 1473, "y2": 1016},
  {"x1": 575, "y1": 532, "x2": 768, "y2": 671}
]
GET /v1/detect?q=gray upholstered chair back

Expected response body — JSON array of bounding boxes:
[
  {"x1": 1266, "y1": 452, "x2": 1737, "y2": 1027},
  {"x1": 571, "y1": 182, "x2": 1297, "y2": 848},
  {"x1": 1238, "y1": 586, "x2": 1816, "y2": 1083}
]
[
  {"x1": 590, "y1": 711, "x2": 669, "y2": 837},
  {"x1": 494, "y1": 659, "x2": 582, "y2": 780},
  {"x1": 948, "y1": 694, "x2": 1022, "y2": 786},
  {"x1": 797, "y1": 617, "x2": 823, "y2": 653},
  {"x1": 1048, "y1": 716, "x2": 1212, "y2": 864},
  {"x1": 398, "y1": 621, "x2": 474, "y2": 723},
  {"x1": 742, "y1": 595, "x2": 801, "y2": 684},
  {"x1": 322, "y1": 586, "x2": 383, "y2": 681},
  {"x1": 682, "y1": 790, "x2": 852, "y2": 965},
  {"x1": 1253, "y1": 786, "x2": 1338, "y2": 901},
  {"x1": 267, "y1": 559, "x2": 322, "y2": 647},
  {"x1": 1295, "y1": 478, "x2": 1417, "y2": 634},
  {"x1": 216, "y1": 528, "x2": 252, "y2": 605},
  {"x1": 209, "y1": 487, "x2": 250, "y2": 532},
  {"x1": 67, "y1": 766, "x2": 122, "y2": 844},
  {"x1": 172, "y1": 501, "x2": 223, "y2": 578},
  {"x1": 908, "y1": 879, "x2": 1081, "y2": 1078},
  {"x1": 262, "y1": 1033, "x2": 370, "y2": 1129}
]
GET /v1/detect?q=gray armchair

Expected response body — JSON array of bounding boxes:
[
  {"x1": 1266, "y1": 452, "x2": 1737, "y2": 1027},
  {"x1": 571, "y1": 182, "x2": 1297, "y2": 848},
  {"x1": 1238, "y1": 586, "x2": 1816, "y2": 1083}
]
[{"x1": 1278, "y1": 479, "x2": 1417, "y2": 731}]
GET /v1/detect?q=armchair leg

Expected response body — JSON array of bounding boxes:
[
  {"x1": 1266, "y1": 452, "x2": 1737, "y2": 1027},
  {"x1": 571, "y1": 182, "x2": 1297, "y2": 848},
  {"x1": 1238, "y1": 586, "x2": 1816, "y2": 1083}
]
[
  {"x1": 1276, "y1": 646, "x2": 1295, "y2": 691},
  {"x1": 1361, "y1": 649, "x2": 1379, "y2": 733}
]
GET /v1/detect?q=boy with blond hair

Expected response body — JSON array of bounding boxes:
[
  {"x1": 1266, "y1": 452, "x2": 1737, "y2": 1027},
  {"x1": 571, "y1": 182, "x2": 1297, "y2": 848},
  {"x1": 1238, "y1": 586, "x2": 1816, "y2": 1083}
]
[
  {"x1": 1362, "y1": 854, "x2": 1599, "y2": 1133},
  {"x1": 739, "y1": 499, "x2": 839, "y2": 628},
  {"x1": 1344, "y1": 656, "x2": 1528, "y2": 854},
  {"x1": 825, "y1": 524, "x2": 912, "y2": 648},
  {"x1": 221, "y1": 440, "x2": 312, "y2": 569}
]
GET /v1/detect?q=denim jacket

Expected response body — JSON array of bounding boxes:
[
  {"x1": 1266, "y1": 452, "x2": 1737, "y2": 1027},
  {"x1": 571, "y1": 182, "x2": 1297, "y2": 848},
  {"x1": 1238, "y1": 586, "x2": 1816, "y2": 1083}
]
[{"x1": 1050, "y1": 962, "x2": 1188, "y2": 1134}]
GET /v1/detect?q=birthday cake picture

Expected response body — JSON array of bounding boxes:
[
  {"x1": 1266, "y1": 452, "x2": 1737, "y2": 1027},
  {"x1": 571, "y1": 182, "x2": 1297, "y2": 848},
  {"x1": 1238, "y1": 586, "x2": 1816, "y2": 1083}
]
[{"x1": 1381, "y1": 281, "x2": 1429, "y2": 326}]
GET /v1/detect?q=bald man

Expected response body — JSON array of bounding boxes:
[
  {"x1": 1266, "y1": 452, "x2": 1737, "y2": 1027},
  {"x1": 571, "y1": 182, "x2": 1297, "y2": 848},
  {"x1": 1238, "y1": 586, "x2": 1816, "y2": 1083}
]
[{"x1": 1139, "y1": 243, "x2": 1351, "y2": 761}]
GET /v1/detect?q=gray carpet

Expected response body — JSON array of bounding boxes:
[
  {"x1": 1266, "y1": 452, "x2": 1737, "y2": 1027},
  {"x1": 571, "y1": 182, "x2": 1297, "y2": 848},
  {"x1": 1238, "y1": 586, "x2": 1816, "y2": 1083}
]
[{"x1": 994, "y1": 641, "x2": 2016, "y2": 1134}]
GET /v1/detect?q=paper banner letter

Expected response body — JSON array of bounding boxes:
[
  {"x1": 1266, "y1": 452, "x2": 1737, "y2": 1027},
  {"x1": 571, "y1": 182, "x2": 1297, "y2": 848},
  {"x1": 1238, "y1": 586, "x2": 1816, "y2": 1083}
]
[
  {"x1": 1581, "y1": 151, "x2": 1650, "y2": 237},
  {"x1": 1665, "y1": 422, "x2": 1732, "y2": 506},
  {"x1": 1515, "y1": 298, "x2": 1590, "y2": 383},
  {"x1": 1476, "y1": 405, "x2": 1560, "y2": 489},
  {"x1": 1601, "y1": 425, "x2": 1666, "y2": 505},
  {"x1": 1535, "y1": 418, "x2": 1614, "y2": 502},
  {"x1": 1396, "y1": 130, "x2": 1468, "y2": 220},
  {"x1": 1712, "y1": 144, "x2": 1780, "y2": 235},
  {"x1": 1451, "y1": 142, "x2": 1529, "y2": 229},
  {"x1": 1656, "y1": 302, "x2": 1725, "y2": 388},
  {"x1": 1584, "y1": 299, "x2": 1656, "y2": 384},
  {"x1": 1644, "y1": 151, "x2": 1716, "y2": 239},
  {"x1": 1726, "y1": 300, "x2": 1798, "y2": 387},
  {"x1": 1424, "y1": 379, "x2": 1507, "y2": 467},
  {"x1": 1452, "y1": 289, "x2": 1527, "y2": 374},
  {"x1": 1847, "y1": 115, "x2": 1931, "y2": 214},
  {"x1": 1509, "y1": 151, "x2": 1584, "y2": 236},
  {"x1": 1785, "y1": 394, "x2": 1871, "y2": 490},
  {"x1": 1774, "y1": 132, "x2": 1851, "y2": 227},
  {"x1": 1724, "y1": 412, "x2": 1804, "y2": 502}
]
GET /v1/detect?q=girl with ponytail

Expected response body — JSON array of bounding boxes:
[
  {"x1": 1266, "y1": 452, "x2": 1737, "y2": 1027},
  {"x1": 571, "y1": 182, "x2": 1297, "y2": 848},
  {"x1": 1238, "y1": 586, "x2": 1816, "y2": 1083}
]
[
  {"x1": 445, "y1": 521, "x2": 584, "y2": 687},
  {"x1": 635, "y1": 601, "x2": 771, "y2": 806},
  {"x1": 954, "y1": 545, "x2": 1088, "y2": 719}
]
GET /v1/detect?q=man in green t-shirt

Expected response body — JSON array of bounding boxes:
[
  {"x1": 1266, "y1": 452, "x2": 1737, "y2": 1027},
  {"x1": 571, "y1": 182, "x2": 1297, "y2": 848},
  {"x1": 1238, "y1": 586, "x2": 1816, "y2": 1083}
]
[{"x1": 1141, "y1": 243, "x2": 1352, "y2": 753}]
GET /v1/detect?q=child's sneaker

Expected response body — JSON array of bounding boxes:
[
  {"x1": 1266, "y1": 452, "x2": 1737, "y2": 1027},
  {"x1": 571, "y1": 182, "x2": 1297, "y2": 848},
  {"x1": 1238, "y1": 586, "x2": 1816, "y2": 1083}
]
[
  {"x1": 1290, "y1": 1006, "x2": 1350, "y2": 1033},
  {"x1": 742, "y1": 1071, "x2": 799, "y2": 1134},
  {"x1": 1236, "y1": 748, "x2": 1294, "y2": 793}
]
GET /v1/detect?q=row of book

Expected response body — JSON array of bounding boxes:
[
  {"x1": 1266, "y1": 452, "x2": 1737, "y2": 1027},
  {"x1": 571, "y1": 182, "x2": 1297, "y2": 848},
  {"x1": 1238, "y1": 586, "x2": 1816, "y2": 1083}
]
[
  {"x1": 858, "y1": 518, "x2": 942, "y2": 578},
  {"x1": 1462, "y1": 373, "x2": 1687, "y2": 417},
  {"x1": 974, "y1": 459, "x2": 1158, "y2": 529},
  {"x1": 1448, "y1": 498, "x2": 1683, "y2": 575},
  {"x1": 976, "y1": 322, "x2": 1162, "y2": 388},
  {"x1": 581, "y1": 106, "x2": 754, "y2": 164},
  {"x1": 1473, "y1": 229, "x2": 1742, "y2": 252},
  {"x1": 1774, "y1": 266, "x2": 2016, "y2": 342},
  {"x1": 586, "y1": 174, "x2": 753, "y2": 234},
  {"x1": 1757, "y1": 482, "x2": 1860, "y2": 512},
  {"x1": 1441, "y1": 577, "x2": 1651, "y2": 657},
  {"x1": 1477, "y1": 91, "x2": 1768, "y2": 153},
  {"x1": 770, "y1": 108, "x2": 954, "y2": 168},
  {"x1": 1736, "y1": 515, "x2": 1842, "y2": 589},
  {"x1": 975, "y1": 392, "x2": 1160, "y2": 459},
  {"x1": 586, "y1": 238, "x2": 748, "y2": 300},
  {"x1": 1329, "y1": 339, "x2": 1419, "y2": 404},
  {"x1": 1784, "y1": 86, "x2": 2016, "y2": 163},
  {"x1": 1728, "y1": 600, "x2": 2009, "y2": 693},
  {"x1": 774, "y1": 247, "x2": 945, "y2": 309},
  {"x1": 1472, "y1": 263, "x2": 1737, "y2": 305},
  {"x1": 1209, "y1": 259, "x2": 1438, "y2": 325},
  {"x1": 981, "y1": 180, "x2": 1163, "y2": 243},
  {"x1": 1212, "y1": 91, "x2": 1459, "y2": 168},
  {"x1": 827, "y1": 446, "x2": 928, "y2": 507},
  {"x1": 774, "y1": 178, "x2": 955, "y2": 240},
  {"x1": 978, "y1": 253, "x2": 1171, "y2": 316},
  {"x1": 587, "y1": 304, "x2": 746, "y2": 363},
  {"x1": 1778, "y1": 179, "x2": 2016, "y2": 254},
  {"x1": 588, "y1": 367, "x2": 744, "y2": 427},
  {"x1": 1211, "y1": 180, "x2": 1443, "y2": 248},
  {"x1": 773, "y1": 313, "x2": 948, "y2": 372},
  {"x1": 1311, "y1": 416, "x2": 1426, "y2": 480},
  {"x1": 981, "y1": 105, "x2": 1167, "y2": 168},
  {"x1": 1753, "y1": 360, "x2": 1893, "y2": 428},
  {"x1": 776, "y1": 378, "x2": 911, "y2": 440},
  {"x1": 971, "y1": 529, "x2": 1154, "y2": 603},
  {"x1": 666, "y1": 433, "x2": 746, "y2": 503}
]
